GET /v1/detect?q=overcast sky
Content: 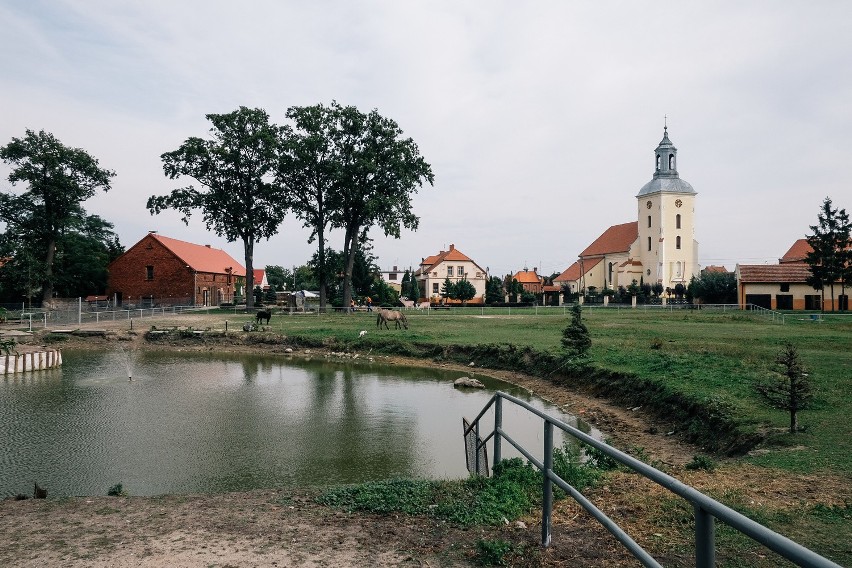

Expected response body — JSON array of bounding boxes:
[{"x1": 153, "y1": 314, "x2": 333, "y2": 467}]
[{"x1": 2, "y1": 1, "x2": 850, "y2": 278}]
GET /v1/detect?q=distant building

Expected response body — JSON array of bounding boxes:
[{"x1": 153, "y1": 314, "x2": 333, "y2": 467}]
[
  {"x1": 253, "y1": 269, "x2": 270, "y2": 290},
  {"x1": 415, "y1": 244, "x2": 488, "y2": 304},
  {"x1": 556, "y1": 127, "x2": 699, "y2": 296},
  {"x1": 378, "y1": 265, "x2": 404, "y2": 292},
  {"x1": 107, "y1": 232, "x2": 245, "y2": 307},
  {"x1": 512, "y1": 268, "x2": 543, "y2": 294},
  {"x1": 736, "y1": 240, "x2": 848, "y2": 311}
]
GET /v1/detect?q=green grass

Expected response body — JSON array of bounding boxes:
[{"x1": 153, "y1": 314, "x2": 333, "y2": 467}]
[{"x1": 196, "y1": 307, "x2": 852, "y2": 477}]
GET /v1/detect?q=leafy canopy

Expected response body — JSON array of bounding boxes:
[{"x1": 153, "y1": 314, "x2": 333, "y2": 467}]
[{"x1": 148, "y1": 107, "x2": 285, "y2": 307}]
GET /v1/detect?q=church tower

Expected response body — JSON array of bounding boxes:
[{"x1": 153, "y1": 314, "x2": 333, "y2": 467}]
[{"x1": 636, "y1": 127, "x2": 698, "y2": 289}]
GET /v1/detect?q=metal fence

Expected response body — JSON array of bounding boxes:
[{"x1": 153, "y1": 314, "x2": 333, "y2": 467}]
[{"x1": 464, "y1": 391, "x2": 840, "y2": 568}]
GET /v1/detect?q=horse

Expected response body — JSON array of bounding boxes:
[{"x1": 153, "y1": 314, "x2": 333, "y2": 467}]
[
  {"x1": 255, "y1": 309, "x2": 272, "y2": 325},
  {"x1": 376, "y1": 308, "x2": 408, "y2": 330}
]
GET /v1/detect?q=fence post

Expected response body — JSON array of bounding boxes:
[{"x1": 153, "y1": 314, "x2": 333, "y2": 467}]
[
  {"x1": 541, "y1": 421, "x2": 553, "y2": 547},
  {"x1": 493, "y1": 396, "x2": 502, "y2": 465},
  {"x1": 695, "y1": 504, "x2": 715, "y2": 568}
]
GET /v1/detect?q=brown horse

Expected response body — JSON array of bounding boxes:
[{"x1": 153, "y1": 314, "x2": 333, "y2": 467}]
[{"x1": 376, "y1": 308, "x2": 408, "y2": 330}]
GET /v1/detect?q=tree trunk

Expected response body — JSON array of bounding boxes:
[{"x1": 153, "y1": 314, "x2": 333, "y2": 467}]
[
  {"x1": 317, "y1": 227, "x2": 327, "y2": 311},
  {"x1": 244, "y1": 239, "x2": 255, "y2": 309},
  {"x1": 790, "y1": 409, "x2": 797, "y2": 434},
  {"x1": 341, "y1": 226, "x2": 358, "y2": 314},
  {"x1": 41, "y1": 237, "x2": 56, "y2": 304}
]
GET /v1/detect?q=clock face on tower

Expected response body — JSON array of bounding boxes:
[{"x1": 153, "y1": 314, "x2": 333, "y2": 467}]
[
  {"x1": 646, "y1": 200, "x2": 652, "y2": 209},
  {"x1": 675, "y1": 199, "x2": 683, "y2": 208}
]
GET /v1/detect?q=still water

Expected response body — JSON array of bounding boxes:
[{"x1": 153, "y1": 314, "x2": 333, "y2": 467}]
[{"x1": 0, "y1": 349, "x2": 598, "y2": 497}]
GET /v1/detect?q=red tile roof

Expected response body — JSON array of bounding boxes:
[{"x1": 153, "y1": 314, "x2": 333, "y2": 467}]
[
  {"x1": 253, "y1": 269, "x2": 265, "y2": 282},
  {"x1": 149, "y1": 234, "x2": 246, "y2": 276},
  {"x1": 737, "y1": 264, "x2": 811, "y2": 283},
  {"x1": 579, "y1": 222, "x2": 638, "y2": 257},
  {"x1": 702, "y1": 265, "x2": 729, "y2": 273},
  {"x1": 418, "y1": 244, "x2": 484, "y2": 274},
  {"x1": 779, "y1": 239, "x2": 812, "y2": 263},
  {"x1": 554, "y1": 258, "x2": 603, "y2": 282},
  {"x1": 513, "y1": 270, "x2": 541, "y2": 284}
]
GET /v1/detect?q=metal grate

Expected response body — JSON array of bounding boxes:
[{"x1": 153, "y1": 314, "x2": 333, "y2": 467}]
[{"x1": 462, "y1": 417, "x2": 489, "y2": 477}]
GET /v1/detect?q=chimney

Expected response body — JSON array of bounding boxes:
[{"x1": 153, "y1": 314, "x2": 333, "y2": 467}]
[
  {"x1": 205, "y1": 244, "x2": 211, "y2": 248},
  {"x1": 449, "y1": 244, "x2": 455, "y2": 251}
]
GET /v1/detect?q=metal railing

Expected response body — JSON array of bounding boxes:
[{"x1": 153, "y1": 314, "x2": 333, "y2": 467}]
[{"x1": 464, "y1": 391, "x2": 839, "y2": 568}]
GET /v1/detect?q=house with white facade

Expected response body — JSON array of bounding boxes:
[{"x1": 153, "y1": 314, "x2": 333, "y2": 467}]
[{"x1": 415, "y1": 244, "x2": 488, "y2": 304}]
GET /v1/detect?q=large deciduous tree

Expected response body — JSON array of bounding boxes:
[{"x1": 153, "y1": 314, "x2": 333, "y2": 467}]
[
  {"x1": 805, "y1": 197, "x2": 851, "y2": 312},
  {"x1": 0, "y1": 129, "x2": 115, "y2": 303},
  {"x1": 147, "y1": 107, "x2": 284, "y2": 309},
  {"x1": 277, "y1": 104, "x2": 340, "y2": 310},
  {"x1": 328, "y1": 104, "x2": 433, "y2": 313}
]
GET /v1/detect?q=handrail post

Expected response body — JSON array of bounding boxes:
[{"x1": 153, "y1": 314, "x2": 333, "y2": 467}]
[
  {"x1": 475, "y1": 420, "x2": 481, "y2": 475},
  {"x1": 542, "y1": 420, "x2": 553, "y2": 547},
  {"x1": 493, "y1": 395, "x2": 502, "y2": 465},
  {"x1": 695, "y1": 504, "x2": 715, "y2": 568}
]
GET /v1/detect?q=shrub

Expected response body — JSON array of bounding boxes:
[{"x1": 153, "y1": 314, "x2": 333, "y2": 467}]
[{"x1": 107, "y1": 483, "x2": 128, "y2": 497}]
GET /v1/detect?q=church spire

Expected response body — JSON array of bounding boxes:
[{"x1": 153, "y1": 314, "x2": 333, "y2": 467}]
[{"x1": 653, "y1": 124, "x2": 678, "y2": 179}]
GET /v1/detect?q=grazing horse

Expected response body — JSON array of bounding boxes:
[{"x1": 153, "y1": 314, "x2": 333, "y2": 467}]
[
  {"x1": 255, "y1": 309, "x2": 272, "y2": 325},
  {"x1": 376, "y1": 308, "x2": 408, "y2": 330}
]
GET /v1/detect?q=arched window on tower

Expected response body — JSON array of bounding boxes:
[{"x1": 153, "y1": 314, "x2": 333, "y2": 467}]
[
  {"x1": 608, "y1": 262, "x2": 613, "y2": 283},
  {"x1": 676, "y1": 236, "x2": 682, "y2": 249},
  {"x1": 648, "y1": 236, "x2": 652, "y2": 251},
  {"x1": 648, "y1": 215, "x2": 651, "y2": 228},
  {"x1": 676, "y1": 261, "x2": 682, "y2": 277},
  {"x1": 656, "y1": 154, "x2": 660, "y2": 170},
  {"x1": 669, "y1": 154, "x2": 675, "y2": 169},
  {"x1": 676, "y1": 214, "x2": 681, "y2": 229}
]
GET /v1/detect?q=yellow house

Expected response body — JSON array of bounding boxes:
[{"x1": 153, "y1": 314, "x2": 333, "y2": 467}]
[{"x1": 415, "y1": 244, "x2": 488, "y2": 304}]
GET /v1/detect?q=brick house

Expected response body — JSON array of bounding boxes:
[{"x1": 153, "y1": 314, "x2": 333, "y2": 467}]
[
  {"x1": 415, "y1": 244, "x2": 488, "y2": 304},
  {"x1": 107, "y1": 232, "x2": 246, "y2": 307}
]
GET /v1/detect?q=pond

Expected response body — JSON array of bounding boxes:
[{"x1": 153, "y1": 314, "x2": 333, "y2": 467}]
[{"x1": 0, "y1": 349, "x2": 599, "y2": 497}]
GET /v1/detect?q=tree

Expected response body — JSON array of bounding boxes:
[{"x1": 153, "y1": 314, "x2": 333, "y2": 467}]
[
  {"x1": 0, "y1": 129, "x2": 115, "y2": 303},
  {"x1": 454, "y1": 278, "x2": 477, "y2": 305},
  {"x1": 327, "y1": 104, "x2": 434, "y2": 314},
  {"x1": 561, "y1": 304, "x2": 591, "y2": 360},
  {"x1": 264, "y1": 265, "x2": 289, "y2": 290},
  {"x1": 485, "y1": 276, "x2": 504, "y2": 304},
  {"x1": 277, "y1": 104, "x2": 340, "y2": 310},
  {"x1": 805, "y1": 197, "x2": 851, "y2": 312},
  {"x1": 756, "y1": 342, "x2": 813, "y2": 433},
  {"x1": 688, "y1": 272, "x2": 737, "y2": 304},
  {"x1": 440, "y1": 277, "x2": 455, "y2": 302},
  {"x1": 50, "y1": 214, "x2": 123, "y2": 298},
  {"x1": 147, "y1": 107, "x2": 285, "y2": 309}
]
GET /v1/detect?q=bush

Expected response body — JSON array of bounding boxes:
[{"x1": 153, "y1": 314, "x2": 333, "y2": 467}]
[{"x1": 107, "y1": 483, "x2": 128, "y2": 497}]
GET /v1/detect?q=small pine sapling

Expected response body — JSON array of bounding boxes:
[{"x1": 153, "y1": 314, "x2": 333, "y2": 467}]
[
  {"x1": 755, "y1": 342, "x2": 813, "y2": 433},
  {"x1": 561, "y1": 303, "x2": 591, "y2": 359}
]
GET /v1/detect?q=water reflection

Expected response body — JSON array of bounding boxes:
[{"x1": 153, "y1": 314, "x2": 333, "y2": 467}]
[{"x1": 0, "y1": 350, "x2": 599, "y2": 497}]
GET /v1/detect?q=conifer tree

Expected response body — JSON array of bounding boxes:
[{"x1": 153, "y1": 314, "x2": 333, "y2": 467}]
[{"x1": 561, "y1": 304, "x2": 591, "y2": 359}]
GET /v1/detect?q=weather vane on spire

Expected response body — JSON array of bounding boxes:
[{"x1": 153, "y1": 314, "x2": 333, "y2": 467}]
[{"x1": 664, "y1": 114, "x2": 667, "y2": 130}]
